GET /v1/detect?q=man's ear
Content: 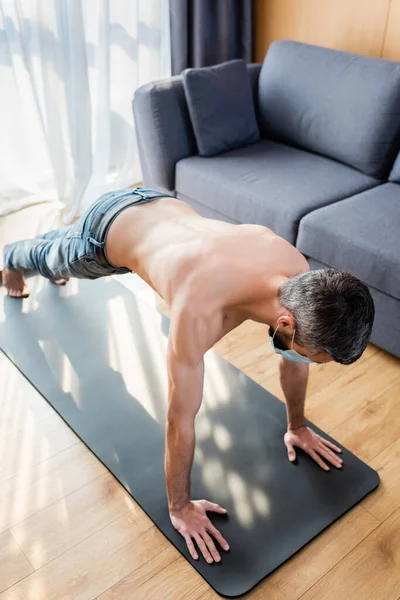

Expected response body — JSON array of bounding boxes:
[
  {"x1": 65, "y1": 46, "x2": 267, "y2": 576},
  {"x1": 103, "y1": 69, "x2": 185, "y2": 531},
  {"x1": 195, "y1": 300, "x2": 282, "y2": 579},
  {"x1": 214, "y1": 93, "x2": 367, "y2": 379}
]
[{"x1": 277, "y1": 313, "x2": 295, "y2": 332}]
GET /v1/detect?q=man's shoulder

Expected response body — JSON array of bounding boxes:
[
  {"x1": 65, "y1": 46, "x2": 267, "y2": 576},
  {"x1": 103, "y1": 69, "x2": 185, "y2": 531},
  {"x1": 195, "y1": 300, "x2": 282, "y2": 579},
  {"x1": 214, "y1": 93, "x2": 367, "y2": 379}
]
[{"x1": 269, "y1": 236, "x2": 309, "y2": 276}]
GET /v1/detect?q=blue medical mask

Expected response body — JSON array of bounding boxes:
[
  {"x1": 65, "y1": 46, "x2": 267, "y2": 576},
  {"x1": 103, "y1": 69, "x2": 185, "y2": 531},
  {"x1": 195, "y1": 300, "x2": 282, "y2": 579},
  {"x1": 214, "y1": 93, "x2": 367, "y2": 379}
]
[{"x1": 270, "y1": 325, "x2": 315, "y2": 364}]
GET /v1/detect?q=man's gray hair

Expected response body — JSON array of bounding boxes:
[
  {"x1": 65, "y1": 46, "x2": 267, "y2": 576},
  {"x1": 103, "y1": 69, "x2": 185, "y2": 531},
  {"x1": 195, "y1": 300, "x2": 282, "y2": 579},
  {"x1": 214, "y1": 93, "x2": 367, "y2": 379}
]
[{"x1": 278, "y1": 268, "x2": 375, "y2": 365}]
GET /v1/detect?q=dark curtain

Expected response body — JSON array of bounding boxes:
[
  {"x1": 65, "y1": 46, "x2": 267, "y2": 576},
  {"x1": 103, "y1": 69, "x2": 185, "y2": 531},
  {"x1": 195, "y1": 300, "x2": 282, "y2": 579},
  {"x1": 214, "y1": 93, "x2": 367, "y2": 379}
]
[{"x1": 169, "y1": 0, "x2": 252, "y2": 75}]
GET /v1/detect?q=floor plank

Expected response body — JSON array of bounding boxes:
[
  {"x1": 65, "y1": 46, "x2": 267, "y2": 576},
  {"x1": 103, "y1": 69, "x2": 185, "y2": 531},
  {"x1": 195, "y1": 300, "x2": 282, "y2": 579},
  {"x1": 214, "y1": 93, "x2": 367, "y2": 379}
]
[
  {"x1": 0, "y1": 516, "x2": 166, "y2": 600},
  {"x1": 97, "y1": 549, "x2": 180, "y2": 600},
  {"x1": 299, "y1": 508, "x2": 400, "y2": 600},
  {"x1": 362, "y1": 437, "x2": 400, "y2": 522},
  {"x1": 0, "y1": 443, "x2": 105, "y2": 533},
  {"x1": 0, "y1": 413, "x2": 79, "y2": 486},
  {"x1": 10, "y1": 472, "x2": 142, "y2": 569},
  {"x1": 106, "y1": 556, "x2": 209, "y2": 600},
  {"x1": 0, "y1": 531, "x2": 33, "y2": 595},
  {"x1": 294, "y1": 350, "x2": 399, "y2": 435},
  {"x1": 329, "y1": 381, "x2": 400, "y2": 463}
]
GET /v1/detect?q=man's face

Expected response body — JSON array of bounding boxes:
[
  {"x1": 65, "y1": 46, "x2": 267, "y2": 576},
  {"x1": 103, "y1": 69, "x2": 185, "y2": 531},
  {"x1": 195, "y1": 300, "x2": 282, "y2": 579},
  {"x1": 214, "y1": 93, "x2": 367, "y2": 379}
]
[
  {"x1": 268, "y1": 326, "x2": 333, "y2": 364},
  {"x1": 268, "y1": 326, "x2": 288, "y2": 350}
]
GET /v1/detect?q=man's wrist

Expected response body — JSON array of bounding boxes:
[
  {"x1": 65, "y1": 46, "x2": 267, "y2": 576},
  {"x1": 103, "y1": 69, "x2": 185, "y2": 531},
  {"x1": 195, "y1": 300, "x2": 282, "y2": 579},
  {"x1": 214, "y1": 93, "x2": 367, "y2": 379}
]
[
  {"x1": 287, "y1": 420, "x2": 306, "y2": 431},
  {"x1": 169, "y1": 499, "x2": 190, "y2": 515}
]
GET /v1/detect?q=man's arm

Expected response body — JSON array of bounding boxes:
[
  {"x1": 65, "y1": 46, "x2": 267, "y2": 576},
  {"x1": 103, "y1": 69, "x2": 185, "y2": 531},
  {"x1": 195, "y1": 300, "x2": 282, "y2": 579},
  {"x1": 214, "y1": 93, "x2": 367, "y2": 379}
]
[
  {"x1": 165, "y1": 303, "x2": 230, "y2": 563},
  {"x1": 279, "y1": 356, "x2": 343, "y2": 470},
  {"x1": 279, "y1": 356, "x2": 308, "y2": 430},
  {"x1": 165, "y1": 349, "x2": 204, "y2": 511},
  {"x1": 165, "y1": 303, "x2": 213, "y2": 510}
]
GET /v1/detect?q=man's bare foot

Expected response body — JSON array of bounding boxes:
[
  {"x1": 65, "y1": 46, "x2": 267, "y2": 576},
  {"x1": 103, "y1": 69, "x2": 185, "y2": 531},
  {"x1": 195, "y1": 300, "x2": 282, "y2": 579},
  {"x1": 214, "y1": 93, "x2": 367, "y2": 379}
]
[
  {"x1": 51, "y1": 278, "x2": 69, "y2": 286},
  {"x1": 1, "y1": 268, "x2": 30, "y2": 298}
]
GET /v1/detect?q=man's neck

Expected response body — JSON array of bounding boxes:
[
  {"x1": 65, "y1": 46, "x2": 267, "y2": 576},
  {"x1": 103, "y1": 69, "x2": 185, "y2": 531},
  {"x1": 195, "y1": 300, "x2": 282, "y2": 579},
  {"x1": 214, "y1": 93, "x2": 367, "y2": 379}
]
[{"x1": 231, "y1": 275, "x2": 288, "y2": 328}]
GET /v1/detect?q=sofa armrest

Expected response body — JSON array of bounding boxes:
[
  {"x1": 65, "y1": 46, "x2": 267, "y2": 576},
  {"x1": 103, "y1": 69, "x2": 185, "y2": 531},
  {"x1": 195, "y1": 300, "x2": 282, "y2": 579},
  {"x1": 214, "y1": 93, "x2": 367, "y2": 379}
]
[
  {"x1": 133, "y1": 76, "x2": 197, "y2": 193},
  {"x1": 133, "y1": 64, "x2": 262, "y2": 193}
]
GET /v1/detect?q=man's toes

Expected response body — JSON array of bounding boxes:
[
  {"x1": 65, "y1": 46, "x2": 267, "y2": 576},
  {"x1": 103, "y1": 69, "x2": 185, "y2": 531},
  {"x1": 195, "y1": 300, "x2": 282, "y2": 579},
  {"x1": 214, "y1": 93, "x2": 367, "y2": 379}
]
[
  {"x1": 53, "y1": 278, "x2": 68, "y2": 286},
  {"x1": 7, "y1": 287, "x2": 28, "y2": 298}
]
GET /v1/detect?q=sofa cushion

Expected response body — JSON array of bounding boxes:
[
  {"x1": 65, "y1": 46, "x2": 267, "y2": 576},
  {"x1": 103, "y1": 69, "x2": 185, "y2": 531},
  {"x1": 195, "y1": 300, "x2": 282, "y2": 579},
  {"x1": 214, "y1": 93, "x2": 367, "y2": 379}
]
[
  {"x1": 175, "y1": 139, "x2": 378, "y2": 244},
  {"x1": 297, "y1": 183, "x2": 400, "y2": 300},
  {"x1": 258, "y1": 41, "x2": 400, "y2": 178},
  {"x1": 176, "y1": 193, "x2": 240, "y2": 223},
  {"x1": 182, "y1": 60, "x2": 260, "y2": 157}
]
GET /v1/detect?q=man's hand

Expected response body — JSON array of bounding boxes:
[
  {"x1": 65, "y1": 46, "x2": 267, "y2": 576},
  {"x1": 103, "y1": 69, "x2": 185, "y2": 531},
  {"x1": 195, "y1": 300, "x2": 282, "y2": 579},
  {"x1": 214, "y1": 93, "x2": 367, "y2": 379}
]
[
  {"x1": 170, "y1": 499, "x2": 230, "y2": 563},
  {"x1": 284, "y1": 425, "x2": 343, "y2": 471}
]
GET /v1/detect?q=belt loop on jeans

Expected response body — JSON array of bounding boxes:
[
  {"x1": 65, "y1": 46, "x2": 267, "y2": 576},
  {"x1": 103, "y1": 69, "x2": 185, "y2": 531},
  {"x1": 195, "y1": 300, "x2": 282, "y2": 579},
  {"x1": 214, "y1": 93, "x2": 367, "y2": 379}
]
[
  {"x1": 87, "y1": 236, "x2": 105, "y2": 248},
  {"x1": 87, "y1": 236, "x2": 109, "y2": 266}
]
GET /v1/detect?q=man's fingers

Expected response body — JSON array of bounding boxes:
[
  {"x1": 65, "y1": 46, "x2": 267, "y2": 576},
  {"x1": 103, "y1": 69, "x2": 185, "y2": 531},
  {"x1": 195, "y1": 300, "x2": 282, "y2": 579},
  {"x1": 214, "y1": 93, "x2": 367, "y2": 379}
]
[
  {"x1": 206, "y1": 523, "x2": 230, "y2": 551},
  {"x1": 317, "y1": 444, "x2": 343, "y2": 468},
  {"x1": 184, "y1": 534, "x2": 199, "y2": 560},
  {"x1": 286, "y1": 440, "x2": 296, "y2": 462},
  {"x1": 193, "y1": 533, "x2": 213, "y2": 564},
  {"x1": 309, "y1": 449, "x2": 329, "y2": 471},
  {"x1": 320, "y1": 437, "x2": 342, "y2": 453},
  {"x1": 204, "y1": 500, "x2": 227, "y2": 514},
  {"x1": 202, "y1": 531, "x2": 221, "y2": 562}
]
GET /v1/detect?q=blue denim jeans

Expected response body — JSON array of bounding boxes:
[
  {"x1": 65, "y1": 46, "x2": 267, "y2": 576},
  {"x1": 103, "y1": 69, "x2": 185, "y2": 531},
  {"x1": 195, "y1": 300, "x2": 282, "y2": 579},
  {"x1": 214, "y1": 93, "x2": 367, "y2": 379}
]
[{"x1": 4, "y1": 188, "x2": 172, "y2": 280}]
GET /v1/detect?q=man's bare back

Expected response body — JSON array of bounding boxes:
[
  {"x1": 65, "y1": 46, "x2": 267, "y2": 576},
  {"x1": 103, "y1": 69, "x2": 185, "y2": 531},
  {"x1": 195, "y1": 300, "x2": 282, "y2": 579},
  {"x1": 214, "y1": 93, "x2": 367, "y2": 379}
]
[{"x1": 106, "y1": 196, "x2": 308, "y2": 325}]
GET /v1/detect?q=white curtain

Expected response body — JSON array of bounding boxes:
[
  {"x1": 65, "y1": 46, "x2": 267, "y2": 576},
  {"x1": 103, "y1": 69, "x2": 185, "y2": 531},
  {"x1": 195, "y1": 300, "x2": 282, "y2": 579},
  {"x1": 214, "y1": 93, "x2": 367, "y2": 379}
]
[{"x1": 0, "y1": 0, "x2": 171, "y2": 221}]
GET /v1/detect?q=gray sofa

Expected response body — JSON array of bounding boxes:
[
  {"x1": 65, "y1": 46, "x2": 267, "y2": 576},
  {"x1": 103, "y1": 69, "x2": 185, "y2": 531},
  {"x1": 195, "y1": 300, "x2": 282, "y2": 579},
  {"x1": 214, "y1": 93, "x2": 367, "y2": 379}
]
[{"x1": 133, "y1": 40, "x2": 400, "y2": 358}]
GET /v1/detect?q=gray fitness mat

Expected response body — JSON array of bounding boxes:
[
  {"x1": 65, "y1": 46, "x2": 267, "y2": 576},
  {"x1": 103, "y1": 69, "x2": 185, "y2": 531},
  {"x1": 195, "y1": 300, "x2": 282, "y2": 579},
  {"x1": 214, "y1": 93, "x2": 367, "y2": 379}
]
[{"x1": 0, "y1": 276, "x2": 379, "y2": 598}]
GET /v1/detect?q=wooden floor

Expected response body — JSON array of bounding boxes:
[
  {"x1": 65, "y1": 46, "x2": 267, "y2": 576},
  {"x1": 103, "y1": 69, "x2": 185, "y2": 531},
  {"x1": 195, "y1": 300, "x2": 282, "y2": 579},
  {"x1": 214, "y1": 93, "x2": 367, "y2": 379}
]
[{"x1": 1, "y1": 204, "x2": 400, "y2": 600}]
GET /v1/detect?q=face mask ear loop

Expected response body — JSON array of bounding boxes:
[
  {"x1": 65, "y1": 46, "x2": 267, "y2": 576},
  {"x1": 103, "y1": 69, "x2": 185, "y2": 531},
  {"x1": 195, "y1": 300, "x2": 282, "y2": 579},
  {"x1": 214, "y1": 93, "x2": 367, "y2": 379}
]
[
  {"x1": 273, "y1": 323, "x2": 280, "y2": 341},
  {"x1": 291, "y1": 328, "x2": 296, "y2": 350}
]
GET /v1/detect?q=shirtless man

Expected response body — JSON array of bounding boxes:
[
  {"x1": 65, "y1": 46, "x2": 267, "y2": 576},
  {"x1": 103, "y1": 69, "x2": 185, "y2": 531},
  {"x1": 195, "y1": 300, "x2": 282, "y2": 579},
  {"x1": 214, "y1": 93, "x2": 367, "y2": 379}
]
[{"x1": 1, "y1": 187, "x2": 375, "y2": 564}]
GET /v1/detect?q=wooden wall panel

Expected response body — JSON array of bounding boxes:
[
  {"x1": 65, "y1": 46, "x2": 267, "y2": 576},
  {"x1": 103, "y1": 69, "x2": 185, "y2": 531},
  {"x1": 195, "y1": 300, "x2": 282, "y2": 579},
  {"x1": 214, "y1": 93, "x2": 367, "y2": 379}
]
[
  {"x1": 254, "y1": 0, "x2": 391, "y2": 63},
  {"x1": 382, "y1": 0, "x2": 400, "y2": 60}
]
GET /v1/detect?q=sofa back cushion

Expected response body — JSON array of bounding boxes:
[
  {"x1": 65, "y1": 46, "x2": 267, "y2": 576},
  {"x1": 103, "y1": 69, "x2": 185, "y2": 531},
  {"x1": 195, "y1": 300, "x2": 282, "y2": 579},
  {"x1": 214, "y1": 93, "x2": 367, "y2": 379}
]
[
  {"x1": 183, "y1": 60, "x2": 260, "y2": 157},
  {"x1": 258, "y1": 40, "x2": 400, "y2": 178}
]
